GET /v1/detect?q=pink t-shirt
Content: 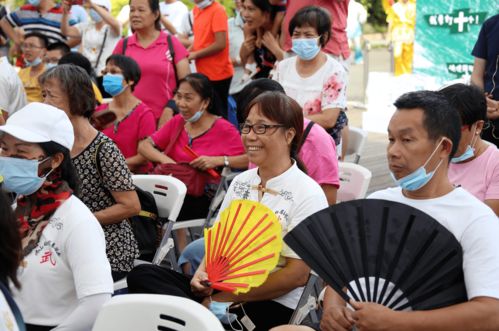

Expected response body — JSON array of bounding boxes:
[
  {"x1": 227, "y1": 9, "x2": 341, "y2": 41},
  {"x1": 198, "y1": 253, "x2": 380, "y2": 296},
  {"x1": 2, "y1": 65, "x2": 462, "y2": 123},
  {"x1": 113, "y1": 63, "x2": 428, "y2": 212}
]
[
  {"x1": 249, "y1": 119, "x2": 340, "y2": 188},
  {"x1": 151, "y1": 114, "x2": 245, "y2": 180},
  {"x1": 96, "y1": 102, "x2": 156, "y2": 172},
  {"x1": 300, "y1": 119, "x2": 340, "y2": 187},
  {"x1": 448, "y1": 146, "x2": 499, "y2": 202},
  {"x1": 113, "y1": 31, "x2": 188, "y2": 120},
  {"x1": 282, "y1": 0, "x2": 350, "y2": 59}
]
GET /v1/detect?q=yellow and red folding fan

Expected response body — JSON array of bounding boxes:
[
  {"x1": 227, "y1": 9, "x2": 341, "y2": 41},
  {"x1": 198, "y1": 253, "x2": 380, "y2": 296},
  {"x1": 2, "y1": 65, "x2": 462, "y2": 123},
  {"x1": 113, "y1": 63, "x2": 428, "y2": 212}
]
[{"x1": 204, "y1": 199, "x2": 282, "y2": 294}]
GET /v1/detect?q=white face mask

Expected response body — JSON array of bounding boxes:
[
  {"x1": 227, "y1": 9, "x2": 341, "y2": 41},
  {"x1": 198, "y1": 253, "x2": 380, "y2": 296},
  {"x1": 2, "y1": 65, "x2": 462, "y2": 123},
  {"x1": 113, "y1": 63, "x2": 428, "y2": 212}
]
[{"x1": 196, "y1": 0, "x2": 213, "y2": 9}]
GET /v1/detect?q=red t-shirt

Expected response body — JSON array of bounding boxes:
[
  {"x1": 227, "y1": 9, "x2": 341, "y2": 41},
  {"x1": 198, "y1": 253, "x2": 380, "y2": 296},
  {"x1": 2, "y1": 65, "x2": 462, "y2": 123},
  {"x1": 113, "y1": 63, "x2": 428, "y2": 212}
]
[
  {"x1": 113, "y1": 32, "x2": 189, "y2": 120},
  {"x1": 96, "y1": 102, "x2": 156, "y2": 173},
  {"x1": 192, "y1": 2, "x2": 234, "y2": 81},
  {"x1": 282, "y1": 0, "x2": 350, "y2": 59},
  {"x1": 151, "y1": 114, "x2": 244, "y2": 180}
]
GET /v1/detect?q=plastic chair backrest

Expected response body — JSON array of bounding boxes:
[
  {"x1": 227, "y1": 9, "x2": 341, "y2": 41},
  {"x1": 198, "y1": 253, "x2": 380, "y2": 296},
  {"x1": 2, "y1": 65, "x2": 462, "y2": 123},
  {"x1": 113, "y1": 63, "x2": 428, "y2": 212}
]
[
  {"x1": 92, "y1": 294, "x2": 225, "y2": 331},
  {"x1": 337, "y1": 162, "x2": 372, "y2": 202},
  {"x1": 345, "y1": 127, "x2": 368, "y2": 164},
  {"x1": 132, "y1": 175, "x2": 187, "y2": 222}
]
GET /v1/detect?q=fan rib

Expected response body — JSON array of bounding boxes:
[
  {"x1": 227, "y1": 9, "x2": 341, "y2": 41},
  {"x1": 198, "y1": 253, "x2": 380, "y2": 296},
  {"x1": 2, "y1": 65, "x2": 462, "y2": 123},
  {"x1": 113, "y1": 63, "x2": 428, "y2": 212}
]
[
  {"x1": 379, "y1": 215, "x2": 415, "y2": 306},
  {"x1": 357, "y1": 206, "x2": 371, "y2": 302},
  {"x1": 221, "y1": 253, "x2": 276, "y2": 277},
  {"x1": 385, "y1": 229, "x2": 439, "y2": 309},
  {"x1": 331, "y1": 213, "x2": 365, "y2": 302},
  {"x1": 206, "y1": 229, "x2": 213, "y2": 275},
  {"x1": 225, "y1": 215, "x2": 270, "y2": 263},
  {"x1": 393, "y1": 249, "x2": 460, "y2": 309},
  {"x1": 222, "y1": 205, "x2": 257, "y2": 266},
  {"x1": 212, "y1": 282, "x2": 248, "y2": 291},
  {"x1": 229, "y1": 235, "x2": 278, "y2": 268},
  {"x1": 217, "y1": 269, "x2": 267, "y2": 281},
  {"x1": 373, "y1": 207, "x2": 389, "y2": 303},
  {"x1": 217, "y1": 203, "x2": 242, "y2": 261},
  {"x1": 291, "y1": 226, "x2": 352, "y2": 303}
]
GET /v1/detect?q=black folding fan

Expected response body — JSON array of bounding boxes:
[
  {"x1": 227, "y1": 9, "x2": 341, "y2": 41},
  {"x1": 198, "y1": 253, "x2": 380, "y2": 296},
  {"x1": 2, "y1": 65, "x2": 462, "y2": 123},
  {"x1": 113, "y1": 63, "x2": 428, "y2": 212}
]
[{"x1": 284, "y1": 199, "x2": 467, "y2": 311}]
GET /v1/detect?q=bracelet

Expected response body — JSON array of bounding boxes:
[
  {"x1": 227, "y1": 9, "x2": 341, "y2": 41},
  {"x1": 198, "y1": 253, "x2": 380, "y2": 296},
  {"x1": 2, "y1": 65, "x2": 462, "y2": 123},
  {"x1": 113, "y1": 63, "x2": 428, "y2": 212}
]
[{"x1": 224, "y1": 155, "x2": 230, "y2": 167}]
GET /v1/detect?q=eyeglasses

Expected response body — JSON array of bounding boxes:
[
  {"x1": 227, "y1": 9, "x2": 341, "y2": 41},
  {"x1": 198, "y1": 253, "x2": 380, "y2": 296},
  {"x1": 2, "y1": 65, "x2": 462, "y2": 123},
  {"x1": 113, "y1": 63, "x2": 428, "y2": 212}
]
[
  {"x1": 21, "y1": 43, "x2": 43, "y2": 50},
  {"x1": 240, "y1": 123, "x2": 285, "y2": 135}
]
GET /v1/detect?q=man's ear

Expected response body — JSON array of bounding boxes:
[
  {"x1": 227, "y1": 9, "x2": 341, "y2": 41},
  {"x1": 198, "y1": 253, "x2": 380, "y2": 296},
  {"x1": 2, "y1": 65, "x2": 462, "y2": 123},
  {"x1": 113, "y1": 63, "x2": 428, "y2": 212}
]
[
  {"x1": 475, "y1": 120, "x2": 485, "y2": 135},
  {"x1": 440, "y1": 138, "x2": 453, "y2": 159}
]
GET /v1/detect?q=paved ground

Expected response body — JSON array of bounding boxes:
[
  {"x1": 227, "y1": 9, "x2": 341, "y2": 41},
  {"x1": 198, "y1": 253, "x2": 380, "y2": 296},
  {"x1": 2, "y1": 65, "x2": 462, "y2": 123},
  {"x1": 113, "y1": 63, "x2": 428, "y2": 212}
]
[{"x1": 345, "y1": 46, "x2": 394, "y2": 194}]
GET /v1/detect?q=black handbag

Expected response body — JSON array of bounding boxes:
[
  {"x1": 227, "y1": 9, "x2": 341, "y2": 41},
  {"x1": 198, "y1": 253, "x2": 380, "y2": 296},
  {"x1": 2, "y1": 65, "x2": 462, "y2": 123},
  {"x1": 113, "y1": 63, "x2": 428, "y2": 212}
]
[{"x1": 94, "y1": 141, "x2": 161, "y2": 261}]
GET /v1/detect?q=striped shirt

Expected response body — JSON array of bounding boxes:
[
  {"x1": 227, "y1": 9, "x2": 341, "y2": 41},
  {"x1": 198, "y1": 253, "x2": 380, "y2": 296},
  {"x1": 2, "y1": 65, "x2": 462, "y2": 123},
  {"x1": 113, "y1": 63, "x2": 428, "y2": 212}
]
[{"x1": 6, "y1": 5, "x2": 76, "y2": 44}]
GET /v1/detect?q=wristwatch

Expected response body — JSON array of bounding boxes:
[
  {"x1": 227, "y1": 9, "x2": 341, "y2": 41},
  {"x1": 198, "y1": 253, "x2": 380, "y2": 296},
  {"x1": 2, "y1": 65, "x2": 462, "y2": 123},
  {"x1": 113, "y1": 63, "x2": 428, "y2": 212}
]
[{"x1": 223, "y1": 156, "x2": 230, "y2": 167}]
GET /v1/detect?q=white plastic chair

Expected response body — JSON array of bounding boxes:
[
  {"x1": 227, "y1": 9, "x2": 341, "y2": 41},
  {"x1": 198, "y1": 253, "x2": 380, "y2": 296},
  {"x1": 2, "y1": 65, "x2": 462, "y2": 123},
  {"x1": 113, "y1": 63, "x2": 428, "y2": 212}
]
[
  {"x1": 337, "y1": 162, "x2": 372, "y2": 202},
  {"x1": 345, "y1": 127, "x2": 368, "y2": 164},
  {"x1": 92, "y1": 294, "x2": 224, "y2": 331},
  {"x1": 113, "y1": 175, "x2": 186, "y2": 292}
]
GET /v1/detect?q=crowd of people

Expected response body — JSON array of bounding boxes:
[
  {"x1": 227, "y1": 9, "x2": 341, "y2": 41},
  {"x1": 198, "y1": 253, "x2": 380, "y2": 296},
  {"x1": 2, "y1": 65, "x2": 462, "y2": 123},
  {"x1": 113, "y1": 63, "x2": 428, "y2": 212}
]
[{"x1": 0, "y1": 0, "x2": 498, "y2": 330}]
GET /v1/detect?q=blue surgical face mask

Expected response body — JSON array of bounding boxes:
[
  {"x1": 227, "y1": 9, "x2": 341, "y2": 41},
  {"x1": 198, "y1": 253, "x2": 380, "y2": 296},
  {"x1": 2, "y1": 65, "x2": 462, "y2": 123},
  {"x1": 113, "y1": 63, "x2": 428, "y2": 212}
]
[
  {"x1": 89, "y1": 9, "x2": 103, "y2": 23},
  {"x1": 196, "y1": 0, "x2": 213, "y2": 9},
  {"x1": 186, "y1": 110, "x2": 204, "y2": 123},
  {"x1": 390, "y1": 139, "x2": 445, "y2": 191},
  {"x1": 209, "y1": 302, "x2": 239, "y2": 326},
  {"x1": 451, "y1": 125, "x2": 478, "y2": 164},
  {"x1": 292, "y1": 37, "x2": 321, "y2": 61},
  {"x1": 103, "y1": 73, "x2": 126, "y2": 97},
  {"x1": 0, "y1": 156, "x2": 53, "y2": 196},
  {"x1": 46, "y1": 62, "x2": 57, "y2": 70},
  {"x1": 28, "y1": 0, "x2": 40, "y2": 6},
  {"x1": 25, "y1": 57, "x2": 43, "y2": 67}
]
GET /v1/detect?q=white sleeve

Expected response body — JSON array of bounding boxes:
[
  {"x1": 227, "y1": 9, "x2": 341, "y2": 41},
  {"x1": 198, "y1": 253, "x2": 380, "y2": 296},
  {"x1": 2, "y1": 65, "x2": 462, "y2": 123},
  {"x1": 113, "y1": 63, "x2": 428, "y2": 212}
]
[
  {"x1": 461, "y1": 215, "x2": 499, "y2": 299},
  {"x1": 65, "y1": 209, "x2": 113, "y2": 299},
  {"x1": 51, "y1": 293, "x2": 111, "y2": 331},
  {"x1": 0, "y1": 75, "x2": 10, "y2": 112}
]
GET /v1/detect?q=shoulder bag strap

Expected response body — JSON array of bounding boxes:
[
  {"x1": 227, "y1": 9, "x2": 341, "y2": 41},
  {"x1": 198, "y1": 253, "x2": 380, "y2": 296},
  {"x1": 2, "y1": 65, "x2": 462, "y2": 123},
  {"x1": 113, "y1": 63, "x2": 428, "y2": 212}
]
[
  {"x1": 93, "y1": 138, "x2": 106, "y2": 181},
  {"x1": 0, "y1": 282, "x2": 26, "y2": 331},
  {"x1": 163, "y1": 119, "x2": 184, "y2": 156},
  {"x1": 121, "y1": 36, "x2": 129, "y2": 55},
  {"x1": 302, "y1": 121, "x2": 315, "y2": 142},
  {"x1": 94, "y1": 26, "x2": 109, "y2": 70},
  {"x1": 167, "y1": 33, "x2": 178, "y2": 83}
]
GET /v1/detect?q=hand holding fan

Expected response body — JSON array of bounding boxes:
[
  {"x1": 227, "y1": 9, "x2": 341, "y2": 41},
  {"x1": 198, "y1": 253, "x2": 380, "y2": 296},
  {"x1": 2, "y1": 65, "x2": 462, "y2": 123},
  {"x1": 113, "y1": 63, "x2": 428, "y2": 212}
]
[
  {"x1": 182, "y1": 145, "x2": 221, "y2": 179},
  {"x1": 204, "y1": 200, "x2": 282, "y2": 294},
  {"x1": 284, "y1": 199, "x2": 468, "y2": 311}
]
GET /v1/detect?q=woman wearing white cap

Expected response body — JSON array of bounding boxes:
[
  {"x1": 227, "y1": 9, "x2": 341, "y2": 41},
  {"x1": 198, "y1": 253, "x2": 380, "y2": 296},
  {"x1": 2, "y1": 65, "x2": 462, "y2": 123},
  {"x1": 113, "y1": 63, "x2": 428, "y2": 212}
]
[
  {"x1": 61, "y1": 0, "x2": 122, "y2": 76},
  {"x1": 0, "y1": 103, "x2": 113, "y2": 331}
]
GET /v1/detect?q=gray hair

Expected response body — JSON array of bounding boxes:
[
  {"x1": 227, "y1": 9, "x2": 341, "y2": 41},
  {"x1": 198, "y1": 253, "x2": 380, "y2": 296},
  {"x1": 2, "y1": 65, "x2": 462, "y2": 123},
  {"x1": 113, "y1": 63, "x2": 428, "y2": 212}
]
[{"x1": 39, "y1": 64, "x2": 96, "y2": 118}]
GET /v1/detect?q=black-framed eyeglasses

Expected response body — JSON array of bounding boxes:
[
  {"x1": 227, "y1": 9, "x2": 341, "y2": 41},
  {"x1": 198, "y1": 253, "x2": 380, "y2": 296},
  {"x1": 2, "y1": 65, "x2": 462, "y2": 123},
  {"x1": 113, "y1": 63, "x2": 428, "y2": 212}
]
[{"x1": 240, "y1": 123, "x2": 285, "y2": 135}]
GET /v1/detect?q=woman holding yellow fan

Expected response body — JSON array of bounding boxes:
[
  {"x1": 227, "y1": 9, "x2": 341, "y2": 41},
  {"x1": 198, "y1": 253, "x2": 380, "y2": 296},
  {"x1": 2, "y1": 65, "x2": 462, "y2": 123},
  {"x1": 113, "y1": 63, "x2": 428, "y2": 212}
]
[{"x1": 127, "y1": 92, "x2": 328, "y2": 330}]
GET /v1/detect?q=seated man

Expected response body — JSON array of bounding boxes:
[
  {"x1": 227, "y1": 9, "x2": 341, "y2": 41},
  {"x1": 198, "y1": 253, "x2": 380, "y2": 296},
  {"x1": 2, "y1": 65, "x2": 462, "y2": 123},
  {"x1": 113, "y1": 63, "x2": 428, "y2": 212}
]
[
  {"x1": 272, "y1": 90, "x2": 499, "y2": 331},
  {"x1": 18, "y1": 32, "x2": 47, "y2": 102},
  {"x1": 440, "y1": 83, "x2": 499, "y2": 216},
  {"x1": 45, "y1": 41, "x2": 70, "y2": 69}
]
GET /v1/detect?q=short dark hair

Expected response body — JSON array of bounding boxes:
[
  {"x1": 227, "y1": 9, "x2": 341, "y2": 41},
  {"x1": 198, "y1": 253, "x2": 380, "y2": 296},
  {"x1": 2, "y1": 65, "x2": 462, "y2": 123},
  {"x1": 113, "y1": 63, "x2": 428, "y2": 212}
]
[
  {"x1": 24, "y1": 32, "x2": 49, "y2": 48},
  {"x1": 176, "y1": 73, "x2": 221, "y2": 116},
  {"x1": 237, "y1": 78, "x2": 285, "y2": 123},
  {"x1": 439, "y1": 83, "x2": 487, "y2": 126},
  {"x1": 39, "y1": 64, "x2": 96, "y2": 118},
  {"x1": 58, "y1": 52, "x2": 94, "y2": 78},
  {"x1": 39, "y1": 141, "x2": 80, "y2": 193},
  {"x1": 47, "y1": 42, "x2": 71, "y2": 55},
  {"x1": 394, "y1": 90, "x2": 461, "y2": 159},
  {"x1": 0, "y1": 189, "x2": 21, "y2": 289},
  {"x1": 129, "y1": 0, "x2": 161, "y2": 30},
  {"x1": 245, "y1": 92, "x2": 306, "y2": 171},
  {"x1": 105, "y1": 54, "x2": 141, "y2": 91},
  {"x1": 243, "y1": 0, "x2": 275, "y2": 18},
  {"x1": 288, "y1": 6, "x2": 331, "y2": 48}
]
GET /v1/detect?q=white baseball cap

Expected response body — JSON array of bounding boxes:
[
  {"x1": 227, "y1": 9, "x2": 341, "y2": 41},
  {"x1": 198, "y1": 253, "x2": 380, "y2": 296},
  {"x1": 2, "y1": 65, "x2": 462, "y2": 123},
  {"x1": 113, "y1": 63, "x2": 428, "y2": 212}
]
[
  {"x1": 93, "y1": 0, "x2": 111, "y2": 11},
  {"x1": 0, "y1": 103, "x2": 74, "y2": 150}
]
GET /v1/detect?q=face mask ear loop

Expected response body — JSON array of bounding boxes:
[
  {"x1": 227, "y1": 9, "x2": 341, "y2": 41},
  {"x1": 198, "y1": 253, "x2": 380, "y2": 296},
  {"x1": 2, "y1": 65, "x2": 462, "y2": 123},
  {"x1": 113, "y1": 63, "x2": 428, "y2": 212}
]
[
  {"x1": 422, "y1": 138, "x2": 445, "y2": 169},
  {"x1": 470, "y1": 124, "x2": 479, "y2": 150},
  {"x1": 227, "y1": 306, "x2": 243, "y2": 331},
  {"x1": 38, "y1": 157, "x2": 54, "y2": 179}
]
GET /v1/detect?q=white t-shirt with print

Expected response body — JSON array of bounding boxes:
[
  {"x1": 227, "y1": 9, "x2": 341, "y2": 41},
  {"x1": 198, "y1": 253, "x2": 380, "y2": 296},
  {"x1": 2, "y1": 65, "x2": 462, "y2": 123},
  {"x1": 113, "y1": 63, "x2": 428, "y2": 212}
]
[
  {"x1": 75, "y1": 22, "x2": 122, "y2": 75},
  {"x1": 13, "y1": 195, "x2": 113, "y2": 326},
  {"x1": 218, "y1": 162, "x2": 329, "y2": 309},
  {"x1": 369, "y1": 187, "x2": 499, "y2": 300},
  {"x1": 273, "y1": 55, "x2": 347, "y2": 115},
  {"x1": 159, "y1": 0, "x2": 188, "y2": 33}
]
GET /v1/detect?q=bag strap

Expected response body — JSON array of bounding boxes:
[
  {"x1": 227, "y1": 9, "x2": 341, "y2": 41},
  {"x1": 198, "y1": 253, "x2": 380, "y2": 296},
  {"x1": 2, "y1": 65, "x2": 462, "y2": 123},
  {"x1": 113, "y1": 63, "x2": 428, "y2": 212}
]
[
  {"x1": 121, "y1": 36, "x2": 129, "y2": 55},
  {"x1": 302, "y1": 121, "x2": 315, "y2": 142},
  {"x1": 93, "y1": 139, "x2": 106, "y2": 181},
  {"x1": 0, "y1": 282, "x2": 26, "y2": 331},
  {"x1": 163, "y1": 120, "x2": 184, "y2": 156},
  {"x1": 167, "y1": 33, "x2": 178, "y2": 84},
  {"x1": 94, "y1": 26, "x2": 109, "y2": 70}
]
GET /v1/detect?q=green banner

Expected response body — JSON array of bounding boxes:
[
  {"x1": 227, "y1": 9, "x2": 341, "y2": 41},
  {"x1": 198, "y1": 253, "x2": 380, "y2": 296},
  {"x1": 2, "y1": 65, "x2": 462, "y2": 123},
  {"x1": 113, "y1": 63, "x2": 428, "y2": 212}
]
[{"x1": 414, "y1": 1, "x2": 498, "y2": 83}]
